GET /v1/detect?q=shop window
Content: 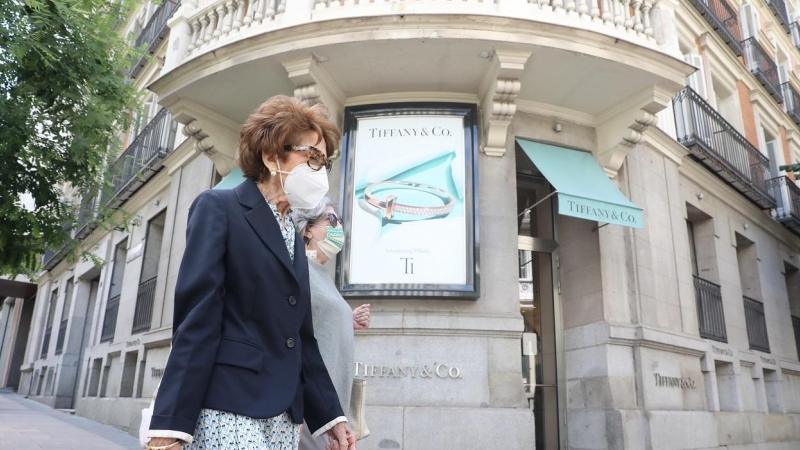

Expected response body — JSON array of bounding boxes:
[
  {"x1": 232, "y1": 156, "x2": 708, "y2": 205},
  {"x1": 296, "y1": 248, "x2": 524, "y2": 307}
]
[
  {"x1": 99, "y1": 358, "x2": 111, "y2": 398},
  {"x1": 687, "y1": 204, "x2": 726, "y2": 342},
  {"x1": 44, "y1": 367, "x2": 55, "y2": 396},
  {"x1": 30, "y1": 369, "x2": 39, "y2": 396},
  {"x1": 715, "y1": 361, "x2": 740, "y2": 412},
  {"x1": 136, "y1": 359, "x2": 146, "y2": 398},
  {"x1": 789, "y1": 261, "x2": 800, "y2": 361},
  {"x1": 764, "y1": 369, "x2": 784, "y2": 413},
  {"x1": 82, "y1": 360, "x2": 91, "y2": 397},
  {"x1": 120, "y1": 351, "x2": 138, "y2": 398},
  {"x1": 88, "y1": 358, "x2": 102, "y2": 397},
  {"x1": 133, "y1": 210, "x2": 166, "y2": 334}
]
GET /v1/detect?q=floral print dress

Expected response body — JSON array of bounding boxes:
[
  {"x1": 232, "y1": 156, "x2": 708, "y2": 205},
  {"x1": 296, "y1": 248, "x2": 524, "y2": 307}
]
[{"x1": 186, "y1": 201, "x2": 298, "y2": 450}]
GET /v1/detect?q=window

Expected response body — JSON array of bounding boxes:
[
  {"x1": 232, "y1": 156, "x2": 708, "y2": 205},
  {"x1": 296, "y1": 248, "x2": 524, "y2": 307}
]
[
  {"x1": 132, "y1": 210, "x2": 167, "y2": 334},
  {"x1": 741, "y1": 3, "x2": 760, "y2": 40},
  {"x1": 684, "y1": 53, "x2": 709, "y2": 100}
]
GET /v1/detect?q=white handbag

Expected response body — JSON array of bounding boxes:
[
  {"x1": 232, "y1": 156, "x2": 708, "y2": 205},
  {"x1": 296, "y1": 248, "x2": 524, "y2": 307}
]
[{"x1": 348, "y1": 378, "x2": 370, "y2": 441}]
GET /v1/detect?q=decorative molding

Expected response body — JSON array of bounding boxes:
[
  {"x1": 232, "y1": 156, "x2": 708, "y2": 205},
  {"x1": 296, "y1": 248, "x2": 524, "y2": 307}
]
[
  {"x1": 283, "y1": 56, "x2": 346, "y2": 132},
  {"x1": 515, "y1": 100, "x2": 597, "y2": 128},
  {"x1": 595, "y1": 86, "x2": 671, "y2": 177},
  {"x1": 160, "y1": 99, "x2": 241, "y2": 176},
  {"x1": 477, "y1": 50, "x2": 531, "y2": 157},
  {"x1": 346, "y1": 92, "x2": 479, "y2": 107}
]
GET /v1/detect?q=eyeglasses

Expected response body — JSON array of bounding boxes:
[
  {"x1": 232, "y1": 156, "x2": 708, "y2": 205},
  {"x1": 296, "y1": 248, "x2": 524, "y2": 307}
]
[
  {"x1": 284, "y1": 145, "x2": 333, "y2": 173},
  {"x1": 312, "y1": 213, "x2": 343, "y2": 228}
]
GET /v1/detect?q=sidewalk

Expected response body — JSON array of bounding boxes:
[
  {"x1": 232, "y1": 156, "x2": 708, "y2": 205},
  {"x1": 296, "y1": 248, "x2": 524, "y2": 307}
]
[{"x1": 0, "y1": 389, "x2": 140, "y2": 450}]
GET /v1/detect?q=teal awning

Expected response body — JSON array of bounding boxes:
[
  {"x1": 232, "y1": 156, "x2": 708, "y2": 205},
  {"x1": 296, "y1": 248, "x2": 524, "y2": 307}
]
[
  {"x1": 213, "y1": 167, "x2": 246, "y2": 190},
  {"x1": 516, "y1": 139, "x2": 643, "y2": 229}
]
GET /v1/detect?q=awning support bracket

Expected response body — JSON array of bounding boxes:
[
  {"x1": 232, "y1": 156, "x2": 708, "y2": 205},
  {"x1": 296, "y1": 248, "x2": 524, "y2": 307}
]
[
  {"x1": 592, "y1": 223, "x2": 610, "y2": 232},
  {"x1": 518, "y1": 190, "x2": 559, "y2": 218}
]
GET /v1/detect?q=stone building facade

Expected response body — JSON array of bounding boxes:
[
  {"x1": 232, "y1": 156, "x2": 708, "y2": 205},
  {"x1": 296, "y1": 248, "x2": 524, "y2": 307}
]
[{"x1": 8, "y1": 0, "x2": 800, "y2": 449}]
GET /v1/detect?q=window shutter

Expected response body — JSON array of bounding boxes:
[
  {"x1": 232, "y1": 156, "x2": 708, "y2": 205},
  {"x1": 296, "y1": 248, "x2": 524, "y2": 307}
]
[
  {"x1": 741, "y1": 3, "x2": 759, "y2": 40},
  {"x1": 684, "y1": 54, "x2": 709, "y2": 100}
]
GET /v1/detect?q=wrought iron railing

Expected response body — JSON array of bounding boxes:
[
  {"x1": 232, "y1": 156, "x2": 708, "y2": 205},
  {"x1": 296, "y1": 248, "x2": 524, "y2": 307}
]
[
  {"x1": 767, "y1": 176, "x2": 800, "y2": 228},
  {"x1": 694, "y1": 275, "x2": 728, "y2": 342},
  {"x1": 781, "y1": 82, "x2": 800, "y2": 124},
  {"x1": 765, "y1": 0, "x2": 791, "y2": 33},
  {"x1": 100, "y1": 294, "x2": 121, "y2": 343},
  {"x1": 54, "y1": 320, "x2": 68, "y2": 355},
  {"x1": 673, "y1": 88, "x2": 777, "y2": 209},
  {"x1": 40, "y1": 327, "x2": 52, "y2": 359},
  {"x1": 688, "y1": 0, "x2": 744, "y2": 55},
  {"x1": 132, "y1": 277, "x2": 158, "y2": 334},
  {"x1": 129, "y1": 0, "x2": 181, "y2": 78},
  {"x1": 105, "y1": 108, "x2": 178, "y2": 209},
  {"x1": 744, "y1": 296, "x2": 770, "y2": 353},
  {"x1": 742, "y1": 37, "x2": 783, "y2": 102},
  {"x1": 74, "y1": 193, "x2": 100, "y2": 240}
]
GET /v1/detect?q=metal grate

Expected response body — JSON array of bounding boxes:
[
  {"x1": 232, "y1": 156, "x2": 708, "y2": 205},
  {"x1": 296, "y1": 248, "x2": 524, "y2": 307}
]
[
  {"x1": 104, "y1": 108, "x2": 178, "y2": 210},
  {"x1": 100, "y1": 294, "x2": 121, "y2": 343},
  {"x1": 765, "y1": 0, "x2": 791, "y2": 32},
  {"x1": 129, "y1": 0, "x2": 181, "y2": 78},
  {"x1": 694, "y1": 275, "x2": 728, "y2": 342},
  {"x1": 673, "y1": 88, "x2": 776, "y2": 209},
  {"x1": 132, "y1": 277, "x2": 158, "y2": 334},
  {"x1": 687, "y1": 0, "x2": 744, "y2": 55},
  {"x1": 744, "y1": 296, "x2": 770, "y2": 353},
  {"x1": 742, "y1": 37, "x2": 783, "y2": 103}
]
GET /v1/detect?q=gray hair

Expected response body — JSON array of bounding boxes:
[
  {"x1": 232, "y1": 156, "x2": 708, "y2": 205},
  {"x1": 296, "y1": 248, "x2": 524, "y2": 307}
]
[{"x1": 290, "y1": 197, "x2": 337, "y2": 235}]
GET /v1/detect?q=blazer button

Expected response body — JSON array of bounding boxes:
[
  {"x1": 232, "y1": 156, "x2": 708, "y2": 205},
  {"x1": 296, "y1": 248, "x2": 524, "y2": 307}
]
[
  {"x1": 286, "y1": 338, "x2": 295, "y2": 348},
  {"x1": 288, "y1": 295, "x2": 297, "y2": 306}
]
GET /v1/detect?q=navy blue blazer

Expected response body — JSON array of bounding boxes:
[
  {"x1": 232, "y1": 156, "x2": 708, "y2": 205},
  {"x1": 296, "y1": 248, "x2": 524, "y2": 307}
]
[{"x1": 150, "y1": 179, "x2": 343, "y2": 437}]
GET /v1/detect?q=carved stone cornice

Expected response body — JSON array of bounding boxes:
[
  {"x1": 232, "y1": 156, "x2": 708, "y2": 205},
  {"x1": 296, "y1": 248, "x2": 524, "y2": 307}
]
[
  {"x1": 478, "y1": 50, "x2": 531, "y2": 157},
  {"x1": 595, "y1": 86, "x2": 672, "y2": 177},
  {"x1": 283, "y1": 56, "x2": 346, "y2": 134},
  {"x1": 161, "y1": 99, "x2": 241, "y2": 176}
]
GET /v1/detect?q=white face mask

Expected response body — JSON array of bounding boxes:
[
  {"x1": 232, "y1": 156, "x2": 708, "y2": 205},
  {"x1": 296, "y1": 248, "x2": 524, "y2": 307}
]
[
  {"x1": 276, "y1": 161, "x2": 329, "y2": 209},
  {"x1": 313, "y1": 225, "x2": 344, "y2": 259}
]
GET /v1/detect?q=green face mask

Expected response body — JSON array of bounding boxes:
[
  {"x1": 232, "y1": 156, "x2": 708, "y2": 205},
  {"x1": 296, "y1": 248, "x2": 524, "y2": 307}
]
[{"x1": 313, "y1": 225, "x2": 344, "y2": 259}]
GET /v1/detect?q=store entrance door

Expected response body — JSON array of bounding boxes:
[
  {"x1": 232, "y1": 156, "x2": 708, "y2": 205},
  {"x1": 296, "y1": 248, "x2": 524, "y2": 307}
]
[{"x1": 519, "y1": 236, "x2": 562, "y2": 450}]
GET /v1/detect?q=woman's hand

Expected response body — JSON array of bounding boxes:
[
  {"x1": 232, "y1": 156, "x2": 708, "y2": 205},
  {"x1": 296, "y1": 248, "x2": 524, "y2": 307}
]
[
  {"x1": 324, "y1": 422, "x2": 356, "y2": 450},
  {"x1": 146, "y1": 437, "x2": 182, "y2": 450},
  {"x1": 352, "y1": 304, "x2": 370, "y2": 330}
]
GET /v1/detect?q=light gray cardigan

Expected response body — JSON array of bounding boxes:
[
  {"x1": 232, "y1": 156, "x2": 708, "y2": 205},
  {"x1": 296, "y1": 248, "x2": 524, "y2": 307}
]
[{"x1": 307, "y1": 259, "x2": 354, "y2": 419}]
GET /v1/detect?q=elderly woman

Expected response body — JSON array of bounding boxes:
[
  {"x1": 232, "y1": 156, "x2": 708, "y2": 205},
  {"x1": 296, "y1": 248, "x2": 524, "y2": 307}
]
[
  {"x1": 291, "y1": 198, "x2": 370, "y2": 450},
  {"x1": 146, "y1": 96, "x2": 355, "y2": 450}
]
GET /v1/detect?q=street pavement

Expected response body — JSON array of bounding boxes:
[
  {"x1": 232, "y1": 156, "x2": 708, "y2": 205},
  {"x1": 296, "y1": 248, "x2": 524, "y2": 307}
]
[{"x1": 0, "y1": 389, "x2": 140, "y2": 449}]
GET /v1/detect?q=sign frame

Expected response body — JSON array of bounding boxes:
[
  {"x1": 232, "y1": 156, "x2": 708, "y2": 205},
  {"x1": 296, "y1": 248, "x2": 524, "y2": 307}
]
[{"x1": 336, "y1": 102, "x2": 480, "y2": 299}]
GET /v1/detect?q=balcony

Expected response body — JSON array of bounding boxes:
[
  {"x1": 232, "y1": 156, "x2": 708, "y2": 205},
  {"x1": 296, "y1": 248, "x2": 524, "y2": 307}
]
[
  {"x1": 744, "y1": 296, "x2": 770, "y2": 353},
  {"x1": 40, "y1": 327, "x2": 52, "y2": 359},
  {"x1": 129, "y1": 0, "x2": 181, "y2": 78},
  {"x1": 150, "y1": 0, "x2": 691, "y2": 138},
  {"x1": 765, "y1": 0, "x2": 791, "y2": 33},
  {"x1": 781, "y1": 82, "x2": 800, "y2": 125},
  {"x1": 687, "y1": 0, "x2": 743, "y2": 56},
  {"x1": 132, "y1": 277, "x2": 157, "y2": 334},
  {"x1": 742, "y1": 38, "x2": 783, "y2": 103},
  {"x1": 767, "y1": 176, "x2": 800, "y2": 235},
  {"x1": 103, "y1": 108, "x2": 178, "y2": 210},
  {"x1": 694, "y1": 275, "x2": 727, "y2": 343},
  {"x1": 54, "y1": 320, "x2": 68, "y2": 355},
  {"x1": 673, "y1": 88, "x2": 777, "y2": 209},
  {"x1": 74, "y1": 193, "x2": 100, "y2": 240},
  {"x1": 100, "y1": 294, "x2": 120, "y2": 343}
]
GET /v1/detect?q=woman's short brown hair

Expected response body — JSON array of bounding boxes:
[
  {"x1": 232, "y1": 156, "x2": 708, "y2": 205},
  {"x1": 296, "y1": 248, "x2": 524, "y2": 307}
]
[{"x1": 237, "y1": 95, "x2": 341, "y2": 183}]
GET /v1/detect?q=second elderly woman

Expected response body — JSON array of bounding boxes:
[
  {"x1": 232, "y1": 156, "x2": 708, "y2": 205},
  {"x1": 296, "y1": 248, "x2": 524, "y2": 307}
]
[
  {"x1": 291, "y1": 199, "x2": 371, "y2": 450},
  {"x1": 146, "y1": 96, "x2": 355, "y2": 450}
]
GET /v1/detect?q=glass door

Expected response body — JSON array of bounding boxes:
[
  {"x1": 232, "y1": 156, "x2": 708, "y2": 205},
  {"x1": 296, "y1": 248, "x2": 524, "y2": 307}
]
[{"x1": 519, "y1": 236, "x2": 561, "y2": 450}]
